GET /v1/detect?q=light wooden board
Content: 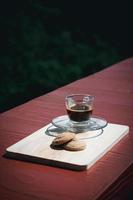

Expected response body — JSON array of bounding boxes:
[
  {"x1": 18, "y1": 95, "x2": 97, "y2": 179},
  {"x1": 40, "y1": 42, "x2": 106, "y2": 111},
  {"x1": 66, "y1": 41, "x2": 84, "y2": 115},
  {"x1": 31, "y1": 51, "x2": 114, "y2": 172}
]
[{"x1": 6, "y1": 123, "x2": 129, "y2": 170}]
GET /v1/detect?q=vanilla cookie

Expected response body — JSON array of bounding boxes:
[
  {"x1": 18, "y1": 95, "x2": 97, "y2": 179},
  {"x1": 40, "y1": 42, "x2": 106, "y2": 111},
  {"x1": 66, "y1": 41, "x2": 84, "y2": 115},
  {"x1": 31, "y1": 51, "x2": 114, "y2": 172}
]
[
  {"x1": 64, "y1": 140, "x2": 86, "y2": 151},
  {"x1": 51, "y1": 132, "x2": 76, "y2": 146}
]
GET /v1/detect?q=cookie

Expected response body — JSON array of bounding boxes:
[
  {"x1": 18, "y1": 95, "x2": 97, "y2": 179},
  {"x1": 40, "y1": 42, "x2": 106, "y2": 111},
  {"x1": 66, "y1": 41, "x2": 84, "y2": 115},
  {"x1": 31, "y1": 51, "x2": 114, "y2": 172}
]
[
  {"x1": 51, "y1": 132, "x2": 76, "y2": 146},
  {"x1": 64, "y1": 140, "x2": 86, "y2": 151}
]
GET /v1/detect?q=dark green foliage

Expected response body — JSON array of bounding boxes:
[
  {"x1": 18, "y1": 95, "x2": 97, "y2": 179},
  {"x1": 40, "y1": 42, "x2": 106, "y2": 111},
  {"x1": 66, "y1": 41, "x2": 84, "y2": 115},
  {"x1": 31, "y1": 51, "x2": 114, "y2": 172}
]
[{"x1": 0, "y1": 0, "x2": 122, "y2": 112}]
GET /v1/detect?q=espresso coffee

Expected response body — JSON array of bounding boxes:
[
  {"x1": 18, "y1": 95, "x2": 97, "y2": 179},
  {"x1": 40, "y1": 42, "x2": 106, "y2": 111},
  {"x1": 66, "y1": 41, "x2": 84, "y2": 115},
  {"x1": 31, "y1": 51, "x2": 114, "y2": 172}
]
[{"x1": 67, "y1": 104, "x2": 93, "y2": 122}]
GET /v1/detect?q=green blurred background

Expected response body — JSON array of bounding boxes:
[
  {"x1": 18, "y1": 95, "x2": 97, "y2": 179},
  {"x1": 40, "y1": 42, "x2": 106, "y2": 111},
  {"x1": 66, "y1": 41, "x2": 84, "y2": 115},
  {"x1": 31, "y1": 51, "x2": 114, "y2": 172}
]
[{"x1": 0, "y1": 0, "x2": 132, "y2": 112}]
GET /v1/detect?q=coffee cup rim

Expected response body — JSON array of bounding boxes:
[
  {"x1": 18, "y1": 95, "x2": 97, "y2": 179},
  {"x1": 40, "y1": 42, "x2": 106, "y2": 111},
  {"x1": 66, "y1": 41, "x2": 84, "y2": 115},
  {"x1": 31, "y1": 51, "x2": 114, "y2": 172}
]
[{"x1": 65, "y1": 94, "x2": 94, "y2": 99}]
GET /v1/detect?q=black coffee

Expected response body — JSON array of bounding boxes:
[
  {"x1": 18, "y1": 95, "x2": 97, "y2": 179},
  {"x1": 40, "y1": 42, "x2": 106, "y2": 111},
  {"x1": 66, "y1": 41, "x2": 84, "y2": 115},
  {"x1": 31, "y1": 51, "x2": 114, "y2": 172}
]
[{"x1": 67, "y1": 104, "x2": 93, "y2": 122}]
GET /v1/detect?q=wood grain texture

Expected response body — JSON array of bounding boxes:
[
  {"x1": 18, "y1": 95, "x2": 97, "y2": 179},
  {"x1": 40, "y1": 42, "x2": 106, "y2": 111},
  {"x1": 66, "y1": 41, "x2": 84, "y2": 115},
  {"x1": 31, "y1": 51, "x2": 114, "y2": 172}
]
[
  {"x1": 0, "y1": 57, "x2": 133, "y2": 200},
  {"x1": 6, "y1": 123, "x2": 129, "y2": 170}
]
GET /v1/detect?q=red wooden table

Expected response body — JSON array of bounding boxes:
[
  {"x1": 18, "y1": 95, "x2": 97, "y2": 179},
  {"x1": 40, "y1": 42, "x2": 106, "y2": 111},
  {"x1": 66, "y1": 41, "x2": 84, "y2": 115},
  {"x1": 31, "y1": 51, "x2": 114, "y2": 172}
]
[{"x1": 0, "y1": 58, "x2": 133, "y2": 200}]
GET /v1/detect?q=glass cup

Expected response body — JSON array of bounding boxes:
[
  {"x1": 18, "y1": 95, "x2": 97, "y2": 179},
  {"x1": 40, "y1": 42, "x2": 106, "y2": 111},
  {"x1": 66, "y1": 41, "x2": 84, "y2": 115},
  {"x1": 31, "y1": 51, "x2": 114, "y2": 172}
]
[{"x1": 65, "y1": 94, "x2": 94, "y2": 132}]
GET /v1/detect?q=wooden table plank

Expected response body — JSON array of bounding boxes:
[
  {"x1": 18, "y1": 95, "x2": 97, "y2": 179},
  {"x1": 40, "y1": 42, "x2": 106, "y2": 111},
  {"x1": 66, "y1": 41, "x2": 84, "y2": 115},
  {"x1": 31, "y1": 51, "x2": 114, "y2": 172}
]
[{"x1": 0, "y1": 57, "x2": 133, "y2": 200}]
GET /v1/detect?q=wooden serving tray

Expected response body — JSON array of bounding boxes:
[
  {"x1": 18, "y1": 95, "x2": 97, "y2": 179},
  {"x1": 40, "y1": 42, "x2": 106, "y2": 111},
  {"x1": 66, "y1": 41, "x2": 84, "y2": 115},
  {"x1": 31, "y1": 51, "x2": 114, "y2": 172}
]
[{"x1": 6, "y1": 123, "x2": 129, "y2": 170}]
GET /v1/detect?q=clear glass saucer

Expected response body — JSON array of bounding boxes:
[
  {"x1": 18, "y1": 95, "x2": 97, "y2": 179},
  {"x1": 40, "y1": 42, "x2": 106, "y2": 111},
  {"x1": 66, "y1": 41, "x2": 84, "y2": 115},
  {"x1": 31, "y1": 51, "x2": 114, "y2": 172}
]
[{"x1": 52, "y1": 115, "x2": 107, "y2": 133}]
